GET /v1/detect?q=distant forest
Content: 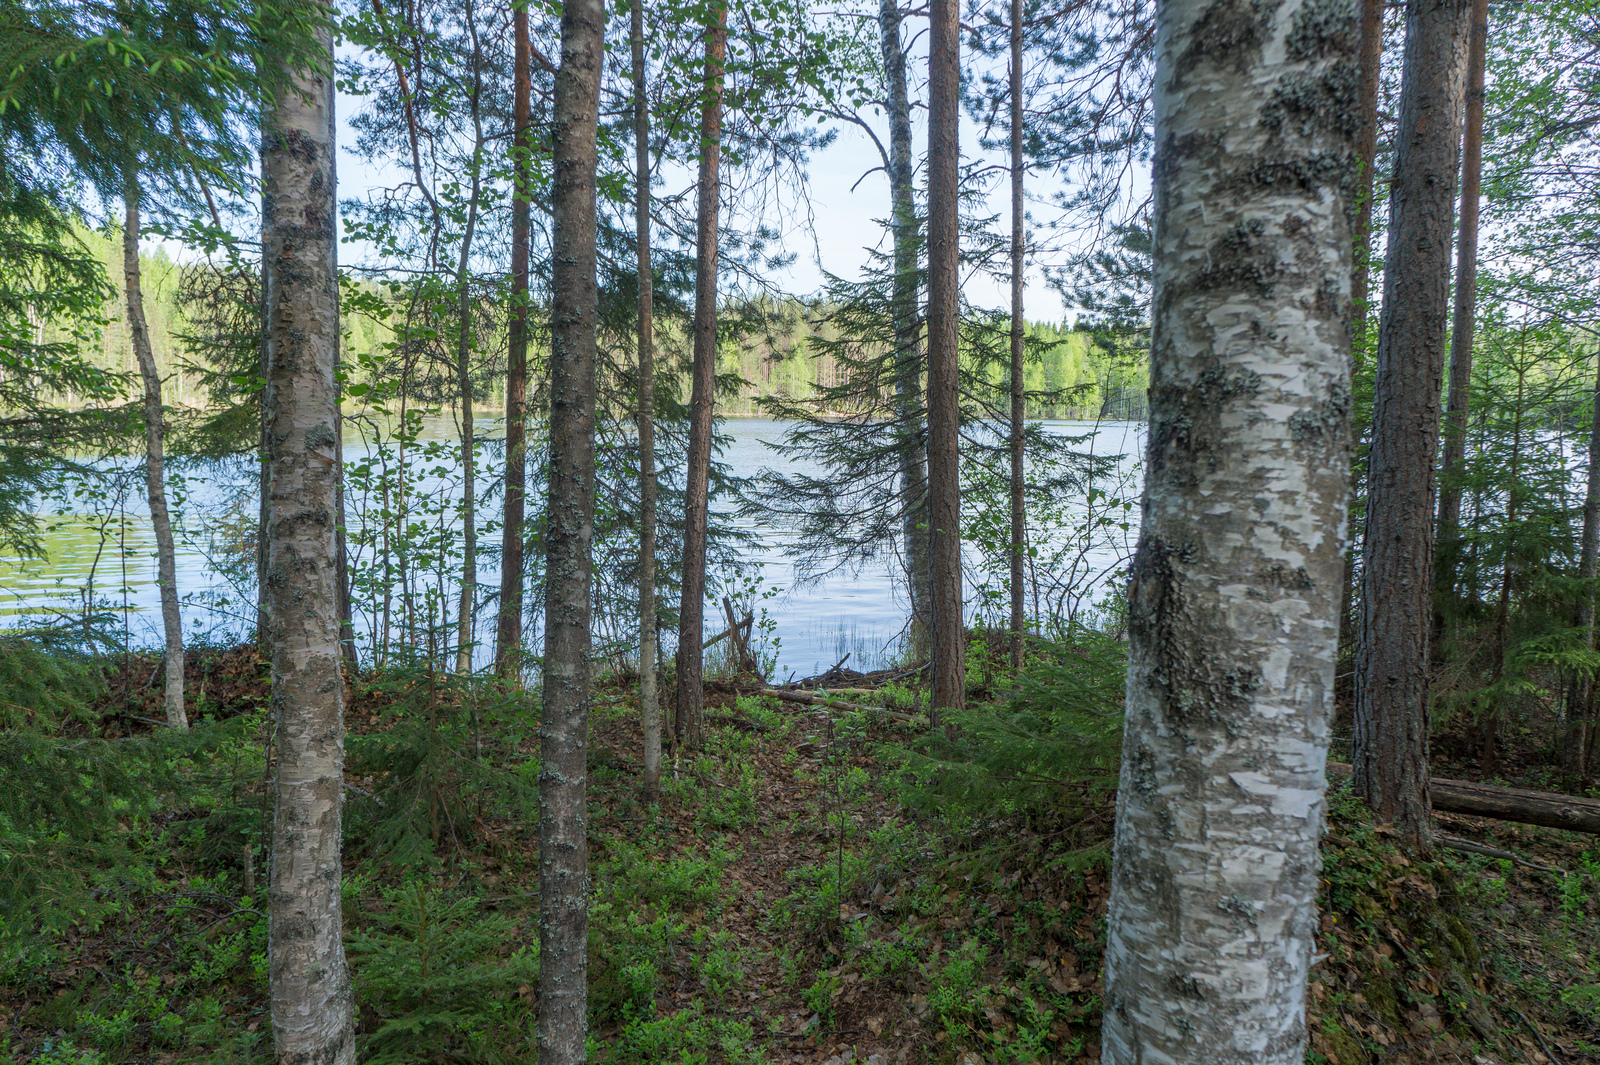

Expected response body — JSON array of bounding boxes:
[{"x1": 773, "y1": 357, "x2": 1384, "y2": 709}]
[{"x1": 58, "y1": 226, "x2": 1148, "y2": 424}]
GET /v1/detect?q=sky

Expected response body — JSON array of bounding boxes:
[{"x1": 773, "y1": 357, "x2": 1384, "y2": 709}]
[{"x1": 328, "y1": 45, "x2": 1079, "y2": 325}]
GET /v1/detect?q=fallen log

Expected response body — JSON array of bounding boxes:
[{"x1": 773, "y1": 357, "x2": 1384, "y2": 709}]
[
  {"x1": 1327, "y1": 763, "x2": 1600, "y2": 835},
  {"x1": 758, "y1": 687, "x2": 917, "y2": 724}
]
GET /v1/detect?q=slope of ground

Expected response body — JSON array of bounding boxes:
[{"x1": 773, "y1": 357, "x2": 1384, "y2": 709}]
[{"x1": 1, "y1": 649, "x2": 1597, "y2": 1064}]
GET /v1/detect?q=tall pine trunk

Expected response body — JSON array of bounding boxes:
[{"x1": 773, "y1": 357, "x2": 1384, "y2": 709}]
[
  {"x1": 926, "y1": 0, "x2": 964, "y2": 713},
  {"x1": 1353, "y1": 0, "x2": 1471, "y2": 851},
  {"x1": 123, "y1": 174, "x2": 187, "y2": 730},
  {"x1": 633, "y1": 0, "x2": 662, "y2": 797},
  {"x1": 538, "y1": 0, "x2": 604, "y2": 1056},
  {"x1": 1434, "y1": 0, "x2": 1490, "y2": 608},
  {"x1": 676, "y1": 2, "x2": 728, "y2": 747},
  {"x1": 1569, "y1": 358, "x2": 1600, "y2": 778},
  {"x1": 879, "y1": 0, "x2": 931, "y2": 660},
  {"x1": 495, "y1": 1, "x2": 532, "y2": 680},
  {"x1": 1007, "y1": 0, "x2": 1026, "y2": 671},
  {"x1": 1100, "y1": 0, "x2": 1357, "y2": 1056},
  {"x1": 262, "y1": 24, "x2": 355, "y2": 1063},
  {"x1": 1350, "y1": 0, "x2": 1384, "y2": 328},
  {"x1": 1338, "y1": 0, "x2": 1385, "y2": 698},
  {"x1": 1483, "y1": 361, "x2": 1524, "y2": 775}
]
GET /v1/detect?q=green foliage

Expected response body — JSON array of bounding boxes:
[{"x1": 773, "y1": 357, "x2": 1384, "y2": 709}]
[
  {"x1": 0, "y1": 628, "x2": 109, "y2": 728},
  {"x1": 888, "y1": 631, "x2": 1123, "y2": 825},
  {"x1": 602, "y1": 1004, "x2": 767, "y2": 1065},
  {"x1": 343, "y1": 673, "x2": 537, "y2": 868},
  {"x1": 0, "y1": 188, "x2": 129, "y2": 555},
  {"x1": 346, "y1": 880, "x2": 538, "y2": 1065}
]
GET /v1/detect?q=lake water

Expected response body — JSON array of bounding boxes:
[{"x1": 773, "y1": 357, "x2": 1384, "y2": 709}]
[{"x1": 0, "y1": 417, "x2": 1145, "y2": 679}]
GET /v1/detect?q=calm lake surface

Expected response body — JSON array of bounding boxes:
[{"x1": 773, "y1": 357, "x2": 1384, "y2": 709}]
[{"x1": 0, "y1": 418, "x2": 1145, "y2": 678}]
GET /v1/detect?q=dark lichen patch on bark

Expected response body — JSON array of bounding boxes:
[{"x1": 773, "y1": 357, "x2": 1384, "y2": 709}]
[
  {"x1": 1235, "y1": 151, "x2": 1353, "y2": 196},
  {"x1": 1184, "y1": 218, "x2": 1287, "y2": 299},
  {"x1": 1254, "y1": 561, "x2": 1317, "y2": 590},
  {"x1": 1288, "y1": 379, "x2": 1350, "y2": 448},
  {"x1": 1285, "y1": 0, "x2": 1357, "y2": 60},
  {"x1": 1178, "y1": 0, "x2": 1284, "y2": 76},
  {"x1": 1260, "y1": 63, "x2": 1361, "y2": 138},
  {"x1": 1146, "y1": 360, "x2": 1265, "y2": 490},
  {"x1": 1153, "y1": 129, "x2": 1225, "y2": 197},
  {"x1": 1128, "y1": 537, "x2": 1262, "y2": 733}
]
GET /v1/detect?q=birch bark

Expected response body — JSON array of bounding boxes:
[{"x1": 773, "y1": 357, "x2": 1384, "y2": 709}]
[
  {"x1": 262, "y1": 23, "x2": 355, "y2": 1064},
  {"x1": 1101, "y1": 0, "x2": 1357, "y2": 1058},
  {"x1": 124, "y1": 176, "x2": 187, "y2": 730},
  {"x1": 538, "y1": 0, "x2": 604, "y2": 1057}
]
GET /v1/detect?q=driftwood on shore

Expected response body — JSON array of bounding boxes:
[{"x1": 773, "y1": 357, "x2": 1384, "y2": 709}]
[{"x1": 1327, "y1": 763, "x2": 1600, "y2": 836}]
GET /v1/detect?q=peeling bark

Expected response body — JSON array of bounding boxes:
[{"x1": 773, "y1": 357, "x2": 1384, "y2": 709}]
[
  {"x1": 1354, "y1": 0, "x2": 1471, "y2": 851},
  {"x1": 1101, "y1": 0, "x2": 1357, "y2": 1058},
  {"x1": 124, "y1": 175, "x2": 186, "y2": 731},
  {"x1": 926, "y1": 0, "x2": 964, "y2": 713},
  {"x1": 262, "y1": 24, "x2": 355, "y2": 1065},
  {"x1": 538, "y1": 0, "x2": 604, "y2": 1057}
]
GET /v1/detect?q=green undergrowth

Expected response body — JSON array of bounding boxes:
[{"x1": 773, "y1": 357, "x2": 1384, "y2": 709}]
[{"x1": 2, "y1": 632, "x2": 1597, "y2": 1064}]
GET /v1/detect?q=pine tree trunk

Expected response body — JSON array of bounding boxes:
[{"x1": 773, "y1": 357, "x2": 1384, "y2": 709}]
[
  {"x1": 1435, "y1": 0, "x2": 1489, "y2": 607},
  {"x1": 1008, "y1": 0, "x2": 1026, "y2": 672},
  {"x1": 676, "y1": 2, "x2": 728, "y2": 748},
  {"x1": 538, "y1": 0, "x2": 604, "y2": 1056},
  {"x1": 335, "y1": 405, "x2": 358, "y2": 673},
  {"x1": 262, "y1": 25, "x2": 355, "y2": 1064},
  {"x1": 1101, "y1": 0, "x2": 1357, "y2": 1057},
  {"x1": 1569, "y1": 359, "x2": 1600, "y2": 779},
  {"x1": 926, "y1": 0, "x2": 965, "y2": 713},
  {"x1": 1350, "y1": 0, "x2": 1384, "y2": 329},
  {"x1": 257, "y1": 228, "x2": 271, "y2": 656},
  {"x1": 1353, "y1": 0, "x2": 1471, "y2": 852},
  {"x1": 879, "y1": 0, "x2": 931, "y2": 661},
  {"x1": 1338, "y1": 0, "x2": 1385, "y2": 703},
  {"x1": 1483, "y1": 366, "x2": 1524, "y2": 776},
  {"x1": 633, "y1": 0, "x2": 662, "y2": 797},
  {"x1": 495, "y1": 1, "x2": 532, "y2": 680},
  {"x1": 124, "y1": 175, "x2": 187, "y2": 731}
]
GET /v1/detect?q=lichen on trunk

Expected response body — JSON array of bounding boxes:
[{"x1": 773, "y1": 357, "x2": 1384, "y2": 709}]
[{"x1": 1101, "y1": 0, "x2": 1359, "y2": 1059}]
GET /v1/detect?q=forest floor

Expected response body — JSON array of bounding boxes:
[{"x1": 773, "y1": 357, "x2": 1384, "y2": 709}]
[{"x1": 1, "y1": 641, "x2": 1599, "y2": 1064}]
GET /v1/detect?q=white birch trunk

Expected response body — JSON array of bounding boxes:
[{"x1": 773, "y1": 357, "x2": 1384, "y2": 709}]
[
  {"x1": 1101, "y1": 0, "x2": 1358, "y2": 1060},
  {"x1": 124, "y1": 176, "x2": 187, "y2": 731},
  {"x1": 262, "y1": 23, "x2": 355, "y2": 1065}
]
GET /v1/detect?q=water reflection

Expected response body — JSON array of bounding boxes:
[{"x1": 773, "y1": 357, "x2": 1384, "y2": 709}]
[{"x1": 0, "y1": 418, "x2": 1144, "y2": 677}]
